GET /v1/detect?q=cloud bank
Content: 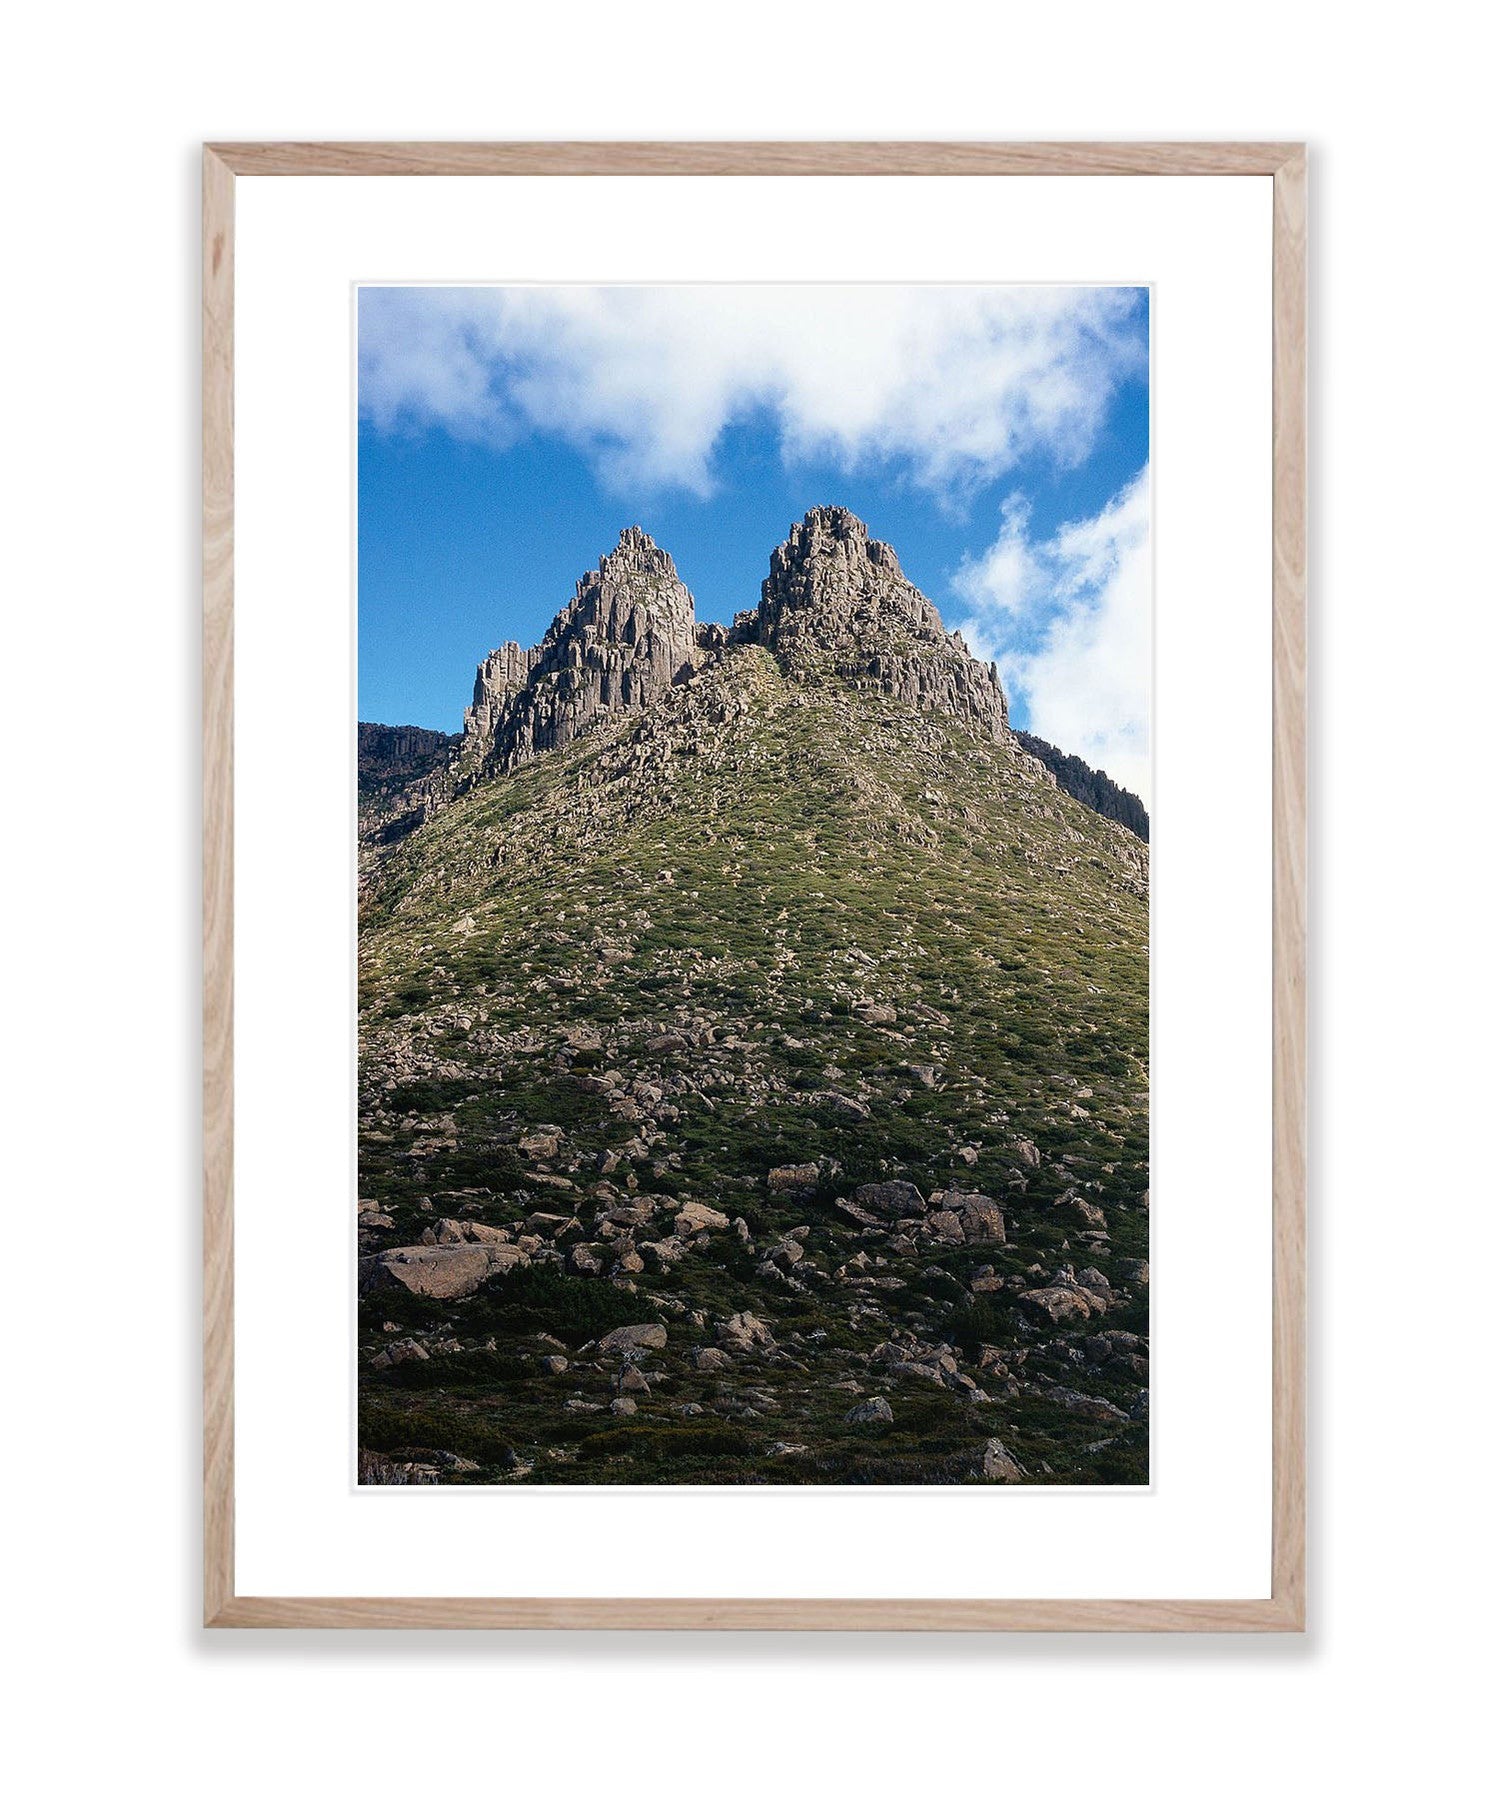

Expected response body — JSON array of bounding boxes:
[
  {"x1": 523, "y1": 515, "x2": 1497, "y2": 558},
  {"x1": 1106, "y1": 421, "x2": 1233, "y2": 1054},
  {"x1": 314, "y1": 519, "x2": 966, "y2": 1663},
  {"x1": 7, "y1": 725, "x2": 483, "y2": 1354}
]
[
  {"x1": 954, "y1": 468, "x2": 1152, "y2": 806},
  {"x1": 359, "y1": 285, "x2": 1145, "y2": 498}
]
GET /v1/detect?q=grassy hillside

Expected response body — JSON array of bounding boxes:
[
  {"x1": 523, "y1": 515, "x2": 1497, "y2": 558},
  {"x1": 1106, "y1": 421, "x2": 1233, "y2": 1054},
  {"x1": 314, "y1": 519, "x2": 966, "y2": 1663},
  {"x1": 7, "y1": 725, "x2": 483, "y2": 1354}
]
[{"x1": 358, "y1": 646, "x2": 1150, "y2": 1485}]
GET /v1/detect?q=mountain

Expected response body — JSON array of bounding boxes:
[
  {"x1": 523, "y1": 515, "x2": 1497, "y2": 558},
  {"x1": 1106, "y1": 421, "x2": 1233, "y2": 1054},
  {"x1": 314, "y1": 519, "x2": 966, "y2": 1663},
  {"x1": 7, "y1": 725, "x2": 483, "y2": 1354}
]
[
  {"x1": 358, "y1": 722, "x2": 458, "y2": 854},
  {"x1": 357, "y1": 508, "x2": 1149, "y2": 1487},
  {"x1": 1014, "y1": 732, "x2": 1149, "y2": 842}
]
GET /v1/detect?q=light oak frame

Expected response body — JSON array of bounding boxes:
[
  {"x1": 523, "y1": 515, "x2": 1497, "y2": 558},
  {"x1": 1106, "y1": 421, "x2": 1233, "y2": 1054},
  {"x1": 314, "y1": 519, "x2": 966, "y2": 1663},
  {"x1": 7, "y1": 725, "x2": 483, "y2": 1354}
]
[{"x1": 203, "y1": 140, "x2": 1307, "y2": 1631}]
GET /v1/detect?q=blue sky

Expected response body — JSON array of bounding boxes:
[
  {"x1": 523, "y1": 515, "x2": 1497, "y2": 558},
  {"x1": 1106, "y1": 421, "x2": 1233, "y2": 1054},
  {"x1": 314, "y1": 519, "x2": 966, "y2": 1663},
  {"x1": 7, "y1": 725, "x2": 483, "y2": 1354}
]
[{"x1": 359, "y1": 285, "x2": 1151, "y2": 799}]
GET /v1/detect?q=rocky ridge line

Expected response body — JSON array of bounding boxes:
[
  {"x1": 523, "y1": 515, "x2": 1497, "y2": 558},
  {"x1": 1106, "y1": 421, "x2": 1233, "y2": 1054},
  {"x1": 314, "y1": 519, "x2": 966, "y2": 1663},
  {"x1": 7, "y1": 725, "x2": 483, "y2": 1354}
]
[
  {"x1": 359, "y1": 508, "x2": 1148, "y2": 856},
  {"x1": 1014, "y1": 732, "x2": 1150, "y2": 843}
]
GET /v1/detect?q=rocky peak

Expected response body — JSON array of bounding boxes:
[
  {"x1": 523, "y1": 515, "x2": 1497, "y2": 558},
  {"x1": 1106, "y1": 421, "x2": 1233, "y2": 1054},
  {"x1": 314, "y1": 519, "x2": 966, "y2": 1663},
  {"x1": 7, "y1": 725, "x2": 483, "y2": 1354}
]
[
  {"x1": 760, "y1": 505, "x2": 924, "y2": 629},
  {"x1": 462, "y1": 526, "x2": 699, "y2": 773},
  {"x1": 748, "y1": 506, "x2": 1009, "y2": 741}
]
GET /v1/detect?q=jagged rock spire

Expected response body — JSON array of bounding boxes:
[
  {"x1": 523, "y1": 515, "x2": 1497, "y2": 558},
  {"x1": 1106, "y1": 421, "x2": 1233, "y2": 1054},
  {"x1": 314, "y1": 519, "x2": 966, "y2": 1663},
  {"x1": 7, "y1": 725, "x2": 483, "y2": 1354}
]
[
  {"x1": 462, "y1": 527, "x2": 699, "y2": 773},
  {"x1": 458, "y1": 510, "x2": 1009, "y2": 786},
  {"x1": 750, "y1": 505, "x2": 1009, "y2": 739}
]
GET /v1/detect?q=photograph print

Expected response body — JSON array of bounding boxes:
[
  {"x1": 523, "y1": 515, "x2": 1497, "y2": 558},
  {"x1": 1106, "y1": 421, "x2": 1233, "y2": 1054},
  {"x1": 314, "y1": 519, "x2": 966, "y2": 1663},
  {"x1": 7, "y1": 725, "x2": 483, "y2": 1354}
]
[{"x1": 356, "y1": 284, "x2": 1151, "y2": 1487}]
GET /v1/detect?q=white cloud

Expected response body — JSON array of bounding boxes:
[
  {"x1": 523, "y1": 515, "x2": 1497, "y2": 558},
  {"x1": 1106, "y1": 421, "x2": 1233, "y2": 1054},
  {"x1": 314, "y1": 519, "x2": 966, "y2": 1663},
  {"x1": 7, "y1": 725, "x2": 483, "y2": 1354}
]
[
  {"x1": 955, "y1": 468, "x2": 1152, "y2": 806},
  {"x1": 359, "y1": 285, "x2": 1145, "y2": 499}
]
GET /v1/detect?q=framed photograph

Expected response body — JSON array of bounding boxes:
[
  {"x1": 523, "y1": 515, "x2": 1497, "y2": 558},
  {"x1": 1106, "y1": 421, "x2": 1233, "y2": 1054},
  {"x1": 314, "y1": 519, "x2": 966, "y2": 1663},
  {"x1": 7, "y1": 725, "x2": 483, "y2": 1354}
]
[{"x1": 204, "y1": 141, "x2": 1305, "y2": 1629}]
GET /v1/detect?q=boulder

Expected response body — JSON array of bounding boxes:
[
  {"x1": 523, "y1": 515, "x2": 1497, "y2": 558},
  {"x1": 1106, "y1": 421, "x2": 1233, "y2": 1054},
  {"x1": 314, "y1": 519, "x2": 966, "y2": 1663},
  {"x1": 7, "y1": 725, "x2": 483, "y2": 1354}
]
[
  {"x1": 716, "y1": 1311, "x2": 775, "y2": 1352},
  {"x1": 981, "y1": 1439, "x2": 1027, "y2": 1482},
  {"x1": 675, "y1": 1200, "x2": 731, "y2": 1235},
  {"x1": 820, "y1": 1093, "x2": 871, "y2": 1119},
  {"x1": 767, "y1": 1162, "x2": 819, "y2": 1194},
  {"x1": 892, "y1": 1359, "x2": 945, "y2": 1387},
  {"x1": 1054, "y1": 1194, "x2": 1108, "y2": 1231},
  {"x1": 1016, "y1": 1284, "x2": 1098, "y2": 1326},
  {"x1": 359, "y1": 1242, "x2": 526, "y2": 1301},
  {"x1": 944, "y1": 1189, "x2": 1006, "y2": 1244},
  {"x1": 598, "y1": 1322, "x2": 668, "y2": 1354},
  {"x1": 844, "y1": 1397, "x2": 894, "y2": 1425},
  {"x1": 853, "y1": 1180, "x2": 926, "y2": 1219},
  {"x1": 368, "y1": 1337, "x2": 429, "y2": 1372},
  {"x1": 1052, "y1": 1388, "x2": 1130, "y2": 1424}
]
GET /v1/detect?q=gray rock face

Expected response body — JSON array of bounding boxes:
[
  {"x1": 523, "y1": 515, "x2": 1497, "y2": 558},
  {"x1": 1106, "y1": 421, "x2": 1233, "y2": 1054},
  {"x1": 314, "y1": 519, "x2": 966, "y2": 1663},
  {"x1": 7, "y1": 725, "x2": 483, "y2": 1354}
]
[
  {"x1": 461, "y1": 526, "x2": 699, "y2": 774},
  {"x1": 939, "y1": 1189, "x2": 1007, "y2": 1244},
  {"x1": 767, "y1": 1162, "x2": 820, "y2": 1195},
  {"x1": 741, "y1": 506, "x2": 1008, "y2": 739},
  {"x1": 464, "y1": 640, "x2": 541, "y2": 749}
]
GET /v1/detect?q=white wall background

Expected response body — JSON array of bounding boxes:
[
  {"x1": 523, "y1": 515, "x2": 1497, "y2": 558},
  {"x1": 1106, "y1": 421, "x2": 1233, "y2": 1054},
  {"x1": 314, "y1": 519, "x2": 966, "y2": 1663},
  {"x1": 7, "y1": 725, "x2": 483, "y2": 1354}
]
[{"x1": 5, "y1": 4, "x2": 1493, "y2": 1794}]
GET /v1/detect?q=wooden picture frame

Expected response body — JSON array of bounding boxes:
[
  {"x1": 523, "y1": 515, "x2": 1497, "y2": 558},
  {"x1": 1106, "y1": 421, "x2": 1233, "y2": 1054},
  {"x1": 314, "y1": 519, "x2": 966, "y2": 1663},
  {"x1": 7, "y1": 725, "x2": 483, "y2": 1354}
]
[{"x1": 204, "y1": 140, "x2": 1306, "y2": 1631}]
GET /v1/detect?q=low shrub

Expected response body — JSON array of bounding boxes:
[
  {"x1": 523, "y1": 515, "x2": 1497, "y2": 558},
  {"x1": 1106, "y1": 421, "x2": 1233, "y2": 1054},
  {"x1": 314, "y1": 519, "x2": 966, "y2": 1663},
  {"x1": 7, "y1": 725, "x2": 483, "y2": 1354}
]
[
  {"x1": 358, "y1": 1398, "x2": 515, "y2": 1468},
  {"x1": 478, "y1": 1263, "x2": 652, "y2": 1346}
]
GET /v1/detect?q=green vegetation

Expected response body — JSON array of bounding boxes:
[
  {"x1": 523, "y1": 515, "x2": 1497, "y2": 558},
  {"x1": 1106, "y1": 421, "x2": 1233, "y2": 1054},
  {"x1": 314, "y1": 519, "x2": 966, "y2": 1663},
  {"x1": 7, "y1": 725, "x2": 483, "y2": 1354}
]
[{"x1": 357, "y1": 649, "x2": 1149, "y2": 1485}]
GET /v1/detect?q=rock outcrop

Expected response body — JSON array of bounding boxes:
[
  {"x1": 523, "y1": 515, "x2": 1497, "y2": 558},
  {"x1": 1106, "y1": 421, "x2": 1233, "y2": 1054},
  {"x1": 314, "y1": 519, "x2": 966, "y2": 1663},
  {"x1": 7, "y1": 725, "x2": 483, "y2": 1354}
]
[
  {"x1": 464, "y1": 641, "x2": 542, "y2": 750},
  {"x1": 741, "y1": 505, "x2": 1008, "y2": 740},
  {"x1": 460, "y1": 526, "x2": 698, "y2": 775}
]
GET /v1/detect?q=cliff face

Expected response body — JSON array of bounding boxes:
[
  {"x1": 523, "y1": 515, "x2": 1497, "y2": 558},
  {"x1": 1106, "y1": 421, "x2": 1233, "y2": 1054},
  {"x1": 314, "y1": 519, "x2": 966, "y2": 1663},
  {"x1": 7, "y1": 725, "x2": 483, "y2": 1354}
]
[
  {"x1": 463, "y1": 641, "x2": 541, "y2": 752},
  {"x1": 459, "y1": 526, "x2": 698, "y2": 776}
]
